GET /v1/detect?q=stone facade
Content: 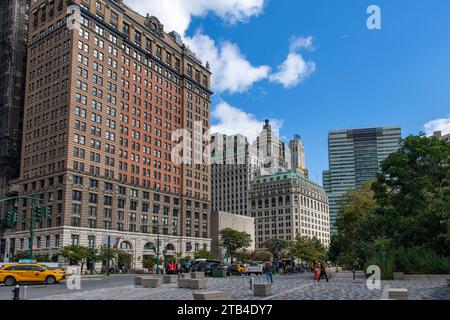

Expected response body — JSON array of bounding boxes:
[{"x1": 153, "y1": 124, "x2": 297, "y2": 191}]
[
  {"x1": 210, "y1": 211, "x2": 255, "y2": 259},
  {"x1": 249, "y1": 171, "x2": 330, "y2": 250}
]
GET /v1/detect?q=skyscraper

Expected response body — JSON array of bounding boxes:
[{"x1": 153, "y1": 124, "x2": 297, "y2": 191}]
[
  {"x1": 1, "y1": 0, "x2": 212, "y2": 266},
  {"x1": 289, "y1": 134, "x2": 307, "y2": 177},
  {"x1": 323, "y1": 126, "x2": 401, "y2": 234},
  {"x1": 0, "y1": 0, "x2": 30, "y2": 204},
  {"x1": 255, "y1": 119, "x2": 289, "y2": 175},
  {"x1": 210, "y1": 133, "x2": 259, "y2": 216}
]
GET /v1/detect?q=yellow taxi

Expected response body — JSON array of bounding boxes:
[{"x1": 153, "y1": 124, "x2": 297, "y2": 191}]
[
  {"x1": 0, "y1": 263, "x2": 65, "y2": 286},
  {"x1": 232, "y1": 263, "x2": 247, "y2": 274}
]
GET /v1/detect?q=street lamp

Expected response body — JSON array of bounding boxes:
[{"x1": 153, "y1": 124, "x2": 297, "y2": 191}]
[{"x1": 394, "y1": 231, "x2": 401, "y2": 272}]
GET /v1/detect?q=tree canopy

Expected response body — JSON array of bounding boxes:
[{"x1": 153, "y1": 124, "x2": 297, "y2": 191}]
[
  {"x1": 219, "y1": 228, "x2": 252, "y2": 257},
  {"x1": 330, "y1": 135, "x2": 450, "y2": 275}
]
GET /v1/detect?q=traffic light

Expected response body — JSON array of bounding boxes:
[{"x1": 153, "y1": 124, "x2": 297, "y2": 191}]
[
  {"x1": 35, "y1": 206, "x2": 43, "y2": 222},
  {"x1": 35, "y1": 206, "x2": 51, "y2": 222},
  {"x1": 44, "y1": 206, "x2": 51, "y2": 219},
  {"x1": 6, "y1": 208, "x2": 18, "y2": 226}
]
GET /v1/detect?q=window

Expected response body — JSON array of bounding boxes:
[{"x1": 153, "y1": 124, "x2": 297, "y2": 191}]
[{"x1": 71, "y1": 235, "x2": 80, "y2": 246}]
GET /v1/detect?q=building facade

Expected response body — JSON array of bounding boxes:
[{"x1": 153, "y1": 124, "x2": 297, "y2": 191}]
[
  {"x1": 0, "y1": 0, "x2": 30, "y2": 231},
  {"x1": 433, "y1": 131, "x2": 450, "y2": 142},
  {"x1": 255, "y1": 120, "x2": 289, "y2": 175},
  {"x1": 288, "y1": 135, "x2": 307, "y2": 178},
  {"x1": 210, "y1": 133, "x2": 259, "y2": 216},
  {"x1": 210, "y1": 210, "x2": 255, "y2": 260},
  {"x1": 249, "y1": 171, "x2": 330, "y2": 251},
  {"x1": 323, "y1": 126, "x2": 401, "y2": 234},
  {"x1": 1, "y1": 0, "x2": 212, "y2": 268}
]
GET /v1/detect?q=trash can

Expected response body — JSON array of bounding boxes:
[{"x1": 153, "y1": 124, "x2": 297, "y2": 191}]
[{"x1": 212, "y1": 268, "x2": 226, "y2": 278}]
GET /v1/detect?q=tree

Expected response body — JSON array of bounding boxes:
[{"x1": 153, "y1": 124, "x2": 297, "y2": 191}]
[
  {"x1": 330, "y1": 181, "x2": 376, "y2": 267},
  {"x1": 372, "y1": 135, "x2": 450, "y2": 256},
  {"x1": 219, "y1": 228, "x2": 252, "y2": 258},
  {"x1": 290, "y1": 235, "x2": 326, "y2": 262},
  {"x1": 194, "y1": 249, "x2": 218, "y2": 260},
  {"x1": 60, "y1": 245, "x2": 92, "y2": 274},
  {"x1": 263, "y1": 237, "x2": 288, "y2": 260},
  {"x1": 12, "y1": 251, "x2": 30, "y2": 262},
  {"x1": 96, "y1": 247, "x2": 132, "y2": 272}
]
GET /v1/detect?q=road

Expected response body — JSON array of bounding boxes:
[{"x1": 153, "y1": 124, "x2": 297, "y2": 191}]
[{"x1": 0, "y1": 274, "x2": 135, "y2": 300}]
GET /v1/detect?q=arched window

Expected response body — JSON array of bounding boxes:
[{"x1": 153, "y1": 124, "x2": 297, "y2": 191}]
[
  {"x1": 120, "y1": 241, "x2": 132, "y2": 250},
  {"x1": 165, "y1": 243, "x2": 175, "y2": 251},
  {"x1": 278, "y1": 196, "x2": 283, "y2": 206},
  {"x1": 143, "y1": 242, "x2": 155, "y2": 251}
]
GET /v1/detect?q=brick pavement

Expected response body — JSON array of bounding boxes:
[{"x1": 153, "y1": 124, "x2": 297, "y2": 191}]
[{"x1": 36, "y1": 273, "x2": 450, "y2": 300}]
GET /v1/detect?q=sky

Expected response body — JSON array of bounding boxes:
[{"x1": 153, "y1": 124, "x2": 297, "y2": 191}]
[{"x1": 125, "y1": 0, "x2": 450, "y2": 185}]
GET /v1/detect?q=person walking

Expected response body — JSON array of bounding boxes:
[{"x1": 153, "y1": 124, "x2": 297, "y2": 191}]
[
  {"x1": 318, "y1": 261, "x2": 329, "y2": 282},
  {"x1": 264, "y1": 260, "x2": 273, "y2": 283}
]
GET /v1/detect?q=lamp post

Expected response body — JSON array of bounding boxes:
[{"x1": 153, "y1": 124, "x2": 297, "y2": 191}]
[
  {"x1": 394, "y1": 231, "x2": 400, "y2": 272},
  {"x1": 155, "y1": 225, "x2": 160, "y2": 274}
]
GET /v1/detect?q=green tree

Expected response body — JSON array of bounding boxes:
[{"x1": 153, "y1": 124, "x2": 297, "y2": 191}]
[
  {"x1": 290, "y1": 235, "x2": 326, "y2": 262},
  {"x1": 263, "y1": 237, "x2": 288, "y2": 260},
  {"x1": 330, "y1": 181, "x2": 376, "y2": 268},
  {"x1": 12, "y1": 251, "x2": 30, "y2": 262},
  {"x1": 60, "y1": 245, "x2": 92, "y2": 274},
  {"x1": 96, "y1": 247, "x2": 132, "y2": 271},
  {"x1": 219, "y1": 228, "x2": 252, "y2": 259},
  {"x1": 372, "y1": 135, "x2": 450, "y2": 256},
  {"x1": 194, "y1": 249, "x2": 218, "y2": 260}
]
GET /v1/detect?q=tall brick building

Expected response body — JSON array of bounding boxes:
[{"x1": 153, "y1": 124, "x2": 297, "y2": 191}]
[{"x1": 1, "y1": 0, "x2": 212, "y2": 268}]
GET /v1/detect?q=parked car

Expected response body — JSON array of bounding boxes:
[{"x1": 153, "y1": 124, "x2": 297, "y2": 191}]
[
  {"x1": 244, "y1": 261, "x2": 263, "y2": 275},
  {"x1": 0, "y1": 263, "x2": 65, "y2": 286},
  {"x1": 190, "y1": 259, "x2": 221, "y2": 276}
]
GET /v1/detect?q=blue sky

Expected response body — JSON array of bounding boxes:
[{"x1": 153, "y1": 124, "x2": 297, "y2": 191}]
[{"x1": 126, "y1": 0, "x2": 450, "y2": 184}]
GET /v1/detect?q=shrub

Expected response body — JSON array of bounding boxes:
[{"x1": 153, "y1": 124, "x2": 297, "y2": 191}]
[{"x1": 398, "y1": 247, "x2": 450, "y2": 274}]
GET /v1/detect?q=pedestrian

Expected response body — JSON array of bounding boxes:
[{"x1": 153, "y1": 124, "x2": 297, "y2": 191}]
[
  {"x1": 263, "y1": 260, "x2": 273, "y2": 283},
  {"x1": 318, "y1": 261, "x2": 329, "y2": 282}
]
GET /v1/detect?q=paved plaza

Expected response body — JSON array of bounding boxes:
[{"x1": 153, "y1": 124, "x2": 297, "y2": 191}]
[{"x1": 17, "y1": 272, "x2": 448, "y2": 300}]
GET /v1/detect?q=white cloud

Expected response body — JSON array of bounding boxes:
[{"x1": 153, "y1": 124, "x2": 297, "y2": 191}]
[
  {"x1": 269, "y1": 36, "x2": 316, "y2": 88},
  {"x1": 211, "y1": 100, "x2": 282, "y2": 143},
  {"x1": 124, "y1": 0, "x2": 265, "y2": 37},
  {"x1": 424, "y1": 117, "x2": 450, "y2": 136},
  {"x1": 124, "y1": 1, "x2": 315, "y2": 93},
  {"x1": 185, "y1": 33, "x2": 270, "y2": 94}
]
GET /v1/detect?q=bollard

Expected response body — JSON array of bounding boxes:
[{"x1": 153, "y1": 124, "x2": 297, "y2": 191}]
[
  {"x1": 12, "y1": 284, "x2": 20, "y2": 300},
  {"x1": 23, "y1": 286, "x2": 28, "y2": 300},
  {"x1": 249, "y1": 277, "x2": 254, "y2": 290}
]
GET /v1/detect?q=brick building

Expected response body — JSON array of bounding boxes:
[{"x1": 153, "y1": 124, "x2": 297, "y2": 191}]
[{"x1": 1, "y1": 0, "x2": 212, "y2": 269}]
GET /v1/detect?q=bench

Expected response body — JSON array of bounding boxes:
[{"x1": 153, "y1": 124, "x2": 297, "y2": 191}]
[
  {"x1": 388, "y1": 288, "x2": 408, "y2": 300},
  {"x1": 142, "y1": 277, "x2": 162, "y2": 288},
  {"x1": 253, "y1": 283, "x2": 271, "y2": 297},
  {"x1": 393, "y1": 272, "x2": 405, "y2": 280},
  {"x1": 135, "y1": 276, "x2": 157, "y2": 285},
  {"x1": 190, "y1": 272, "x2": 205, "y2": 279},
  {"x1": 190, "y1": 279, "x2": 207, "y2": 289},
  {"x1": 163, "y1": 275, "x2": 178, "y2": 284},
  {"x1": 177, "y1": 278, "x2": 207, "y2": 289},
  {"x1": 193, "y1": 291, "x2": 229, "y2": 300},
  {"x1": 178, "y1": 278, "x2": 192, "y2": 288}
]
